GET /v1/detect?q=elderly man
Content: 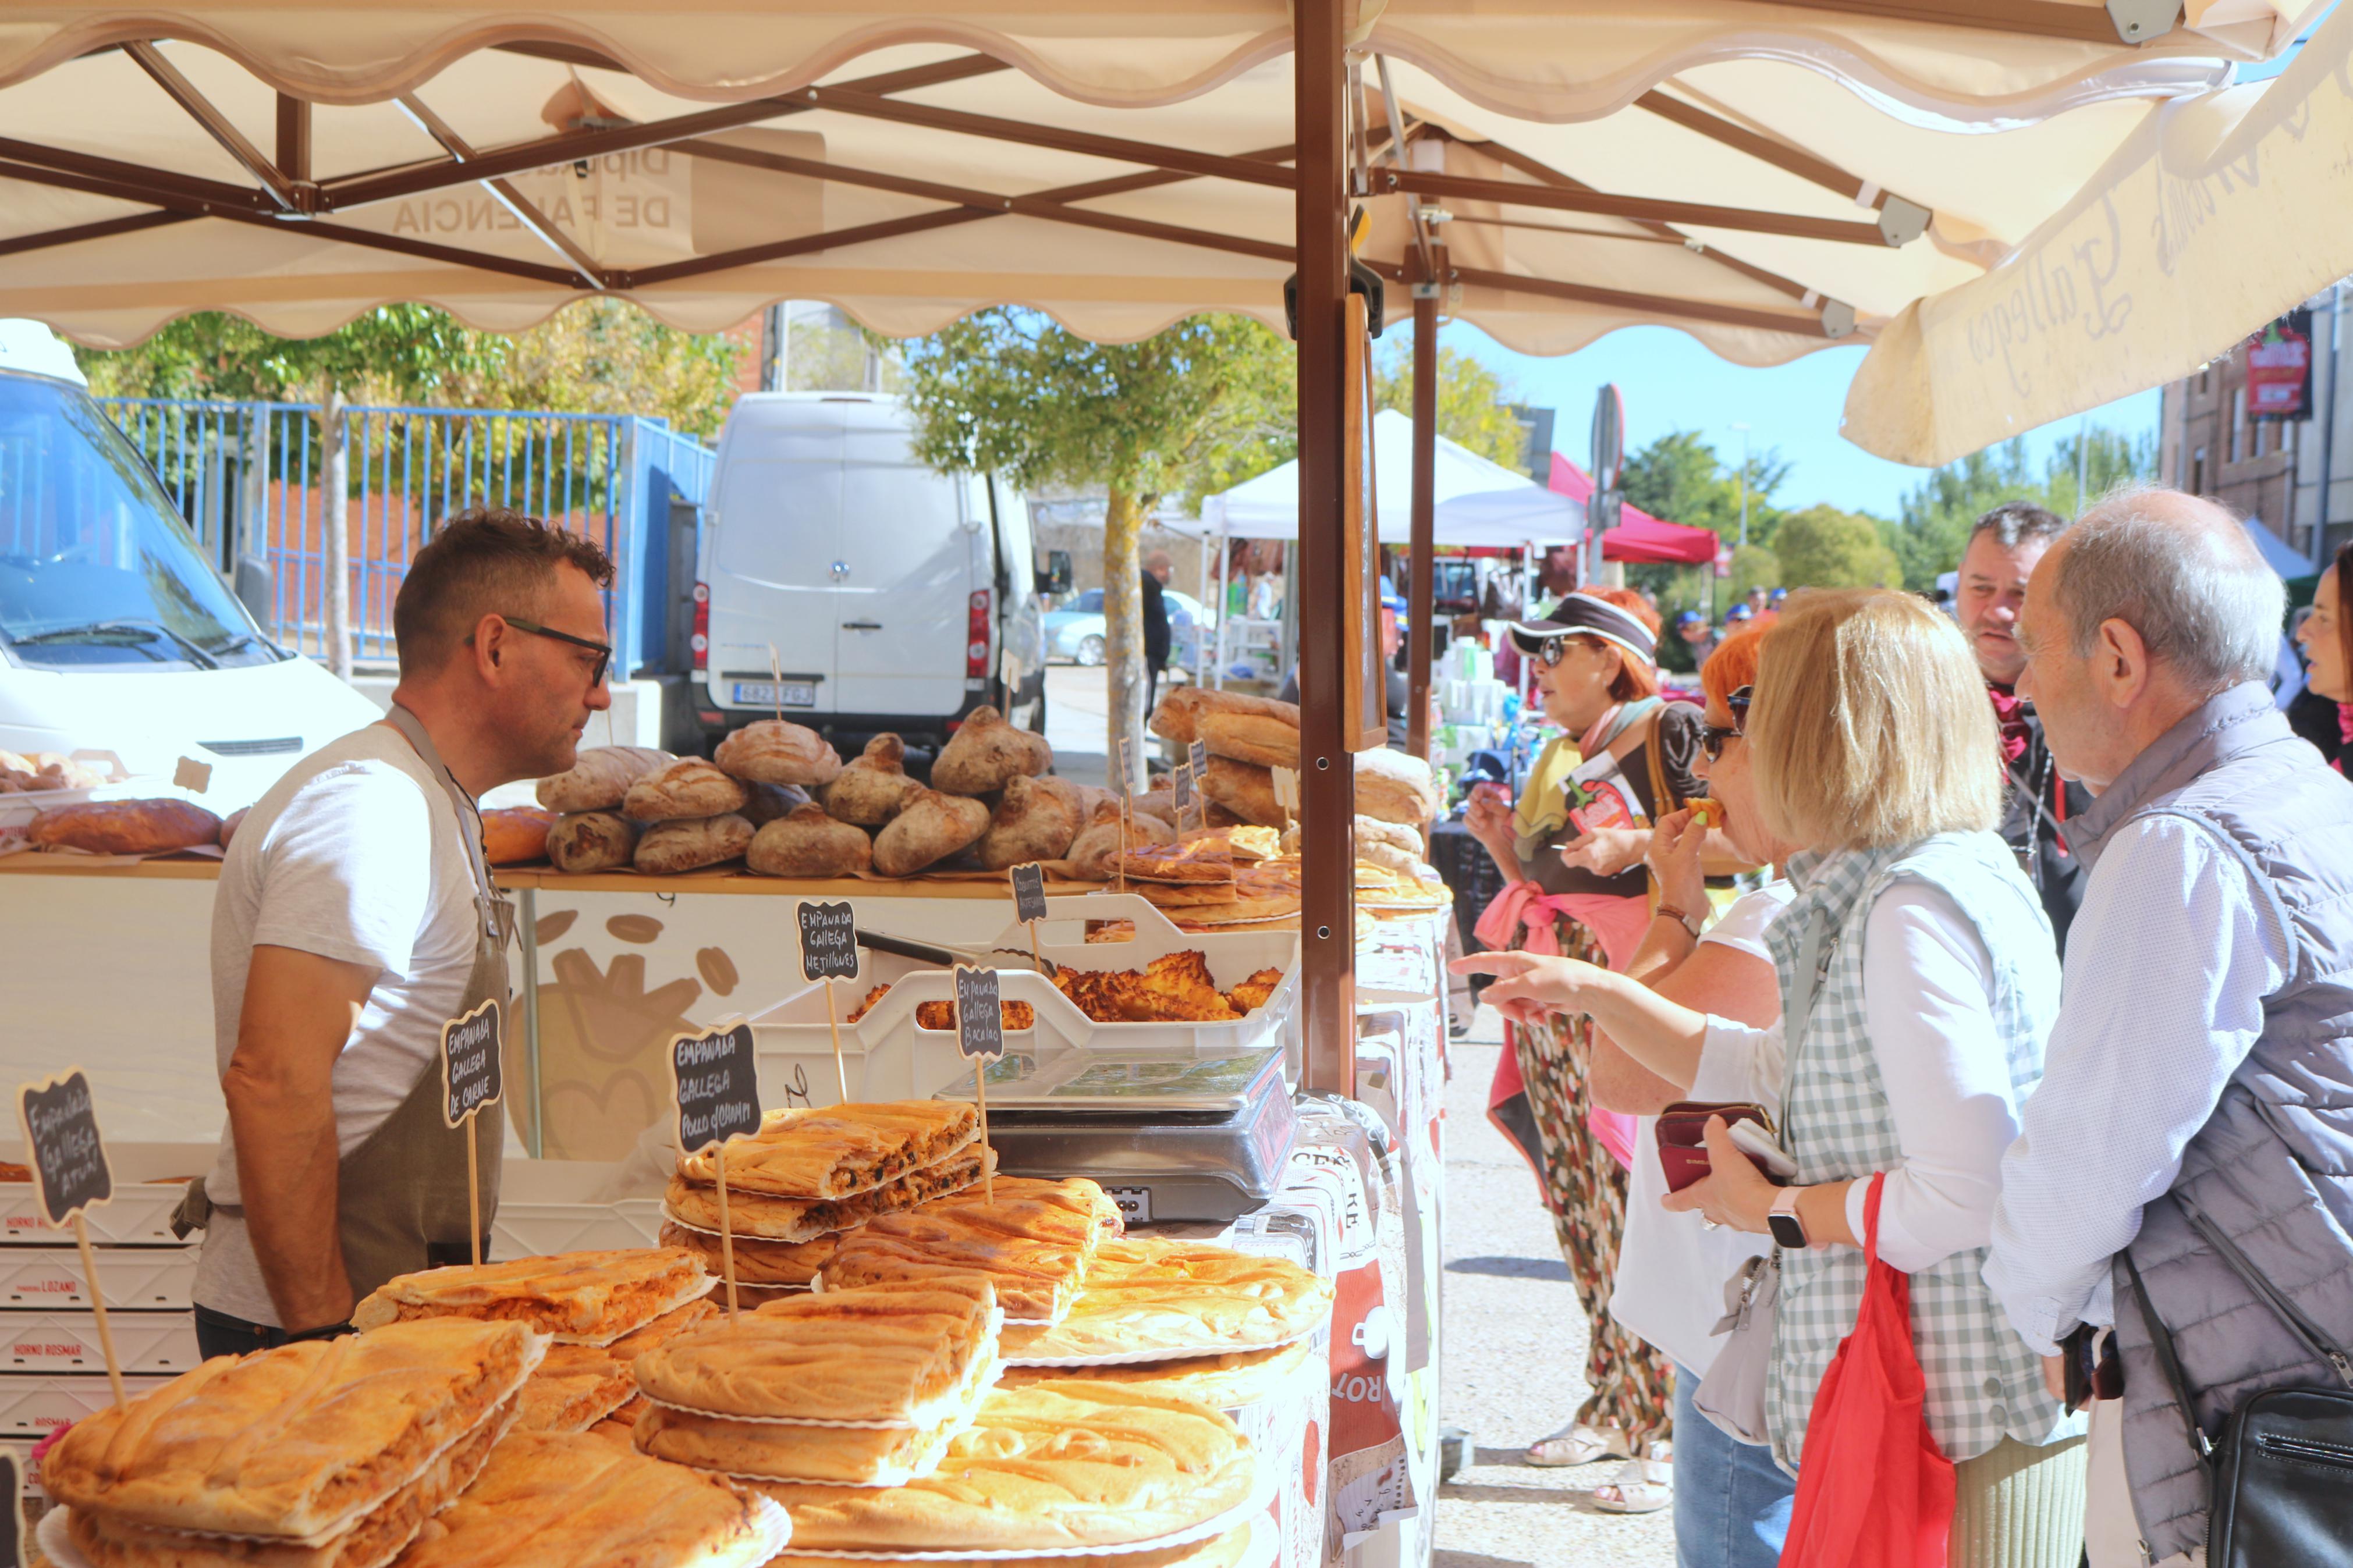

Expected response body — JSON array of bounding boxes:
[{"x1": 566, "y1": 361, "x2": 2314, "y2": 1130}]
[
  {"x1": 1955, "y1": 502, "x2": 2093, "y2": 950},
  {"x1": 1986, "y1": 489, "x2": 2353, "y2": 1567}
]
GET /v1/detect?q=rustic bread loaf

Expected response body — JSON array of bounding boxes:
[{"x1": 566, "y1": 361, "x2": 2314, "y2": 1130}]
[
  {"x1": 747, "y1": 803, "x2": 872, "y2": 878},
  {"x1": 931, "y1": 706, "x2": 1051, "y2": 795},
  {"x1": 481, "y1": 807, "x2": 553, "y2": 865},
  {"x1": 548, "y1": 812, "x2": 638, "y2": 873},
  {"x1": 974, "y1": 774, "x2": 1085, "y2": 869},
  {"x1": 537, "y1": 746, "x2": 673, "y2": 812},
  {"x1": 821, "y1": 733, "x2": 919, "y2": 826},
  {"x1": 622, "y1": 759, "x2": 748, "y2": 822},
  {"x1": 28, "y1": 799, "x2": 222, "y2": 856},
  {"x1": 871, "y1": 790, "x2": 989, "y2": 876},
  {"x1": 633, "y1": 813, "x2": 754, "y2": 873},
  {"x1": 1195, "y1": 710, "x2": 1300, "y2": 769},
  {"x1": 714, "y1": 720, "x2": 842, "y2": 788},
  {"x1": 1148, "y1": 685, "x2": 1299, "y2": 745},
  {"x1": 1195, "y1": 758, "x2": 1282, "y2": 829}
]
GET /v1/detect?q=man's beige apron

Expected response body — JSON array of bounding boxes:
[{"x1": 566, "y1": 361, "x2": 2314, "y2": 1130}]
[{"x1": 177, "y1": 705, "x2": 510, "y2": 1307}]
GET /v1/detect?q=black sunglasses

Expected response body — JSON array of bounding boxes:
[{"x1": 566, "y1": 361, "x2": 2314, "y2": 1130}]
[
  {"x1": 1701, "y1": 684, "x2": 1754, "y2": 761},
  {"x1": 1534, "y1": 634, "x2": 1573, "y2": 668},
  {"x1": 501, "y1": 616, "x2": 612, "y2": 688}
]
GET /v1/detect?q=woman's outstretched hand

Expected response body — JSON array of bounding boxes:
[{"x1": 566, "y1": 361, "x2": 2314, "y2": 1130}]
[
  {"x1": 1555, "y1": 826, "x2": 1651, "y2": 877},
  {"x1": 1448, "y1": 950, "x2": 1613, "y2": 1029}
]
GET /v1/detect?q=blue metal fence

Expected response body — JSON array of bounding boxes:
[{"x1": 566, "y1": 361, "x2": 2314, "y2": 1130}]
[{"x1": 97, "y1": 396, "x2": 716, "y2": 677}]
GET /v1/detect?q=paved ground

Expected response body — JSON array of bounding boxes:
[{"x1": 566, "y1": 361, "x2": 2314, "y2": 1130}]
[{"x1": 1438, "y1": 1006, "x2": 1678, "y2": 1568}]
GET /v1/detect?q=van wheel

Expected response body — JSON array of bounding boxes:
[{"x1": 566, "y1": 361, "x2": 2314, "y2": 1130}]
[{"x1": 1076, "y1": 634, "x2": 1105, "y2": 667}]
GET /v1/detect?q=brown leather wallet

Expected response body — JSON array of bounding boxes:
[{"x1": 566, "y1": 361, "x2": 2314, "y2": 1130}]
[{"x1": 1656, "y1": 1100, "x2": 1781, "y2": 1193}]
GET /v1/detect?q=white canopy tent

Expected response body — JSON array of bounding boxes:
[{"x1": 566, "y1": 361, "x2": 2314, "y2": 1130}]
[{"x1": 1188, "y1": 410, "x2": 1580, "y2": 546}]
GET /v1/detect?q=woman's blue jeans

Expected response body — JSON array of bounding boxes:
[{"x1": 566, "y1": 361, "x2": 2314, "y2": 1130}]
[{"x1": 1673, "y1": 1361, "x2": 1795, "y2": 1568}]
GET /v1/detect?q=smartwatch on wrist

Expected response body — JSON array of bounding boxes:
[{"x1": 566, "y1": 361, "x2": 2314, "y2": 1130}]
[{"x1": 1767, "y1": 1187, "x2": 1810, "y2": 1251}]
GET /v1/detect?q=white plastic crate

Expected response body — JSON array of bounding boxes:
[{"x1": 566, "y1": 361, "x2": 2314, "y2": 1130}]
[
  {"x1": 491, "y1": 1159, "x2": 666, "y2": 1258},
  {"x1": 0, "y1": 1246, "x2": 198, "y2": 1311},
  {"x1": 0, "y1": 1311, "x2": 200, "y2": 1374},
  {"x1": 0, "y1": 1143, "x2": 214, "y2": 1247},
  {"x1": 748, "y1": 894, "x2": 1300, "y2": 1105},
  {"x1": 0, "y1": 1374, "x2": 178, "y2": 1438}
]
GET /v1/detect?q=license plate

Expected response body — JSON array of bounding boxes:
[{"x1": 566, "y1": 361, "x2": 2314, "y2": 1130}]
[{"x1": 733, "y1": 681, "x2": 816, "y2": 707}]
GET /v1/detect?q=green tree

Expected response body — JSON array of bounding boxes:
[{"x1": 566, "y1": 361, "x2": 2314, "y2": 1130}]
[
  {"x1": 1371, "y1": 340, "x2": 1525, "y2": 470},
  {"x1": 1880, "y1": 425, "x2": 2156, "y2": 592},
  {"x1": 1620, "y1": 430, "x2": 1789, "y2": 545},
  {"x1": 1775, "y1": 504, "x2": 1901, "y2": 589},
  {"x1": 892, "y1": 309, "x2": 1284, "y2": 784}
]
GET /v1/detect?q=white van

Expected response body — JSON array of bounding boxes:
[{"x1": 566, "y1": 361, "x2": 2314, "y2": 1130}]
[
  {"x1": 0, "y1": 331, "x2": 382, "y2": 809},
  {"x1": 691, "y1": 394, "x2": 1055, "y2": 754}
]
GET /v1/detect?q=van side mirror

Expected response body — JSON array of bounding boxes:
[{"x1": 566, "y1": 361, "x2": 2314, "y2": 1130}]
[
  {"x1": 233, "y1": 555, "x2": 276, "y2": 634},
  {"x1": 1035, "y1": 550, "x2": 1073, "y2": 597}
]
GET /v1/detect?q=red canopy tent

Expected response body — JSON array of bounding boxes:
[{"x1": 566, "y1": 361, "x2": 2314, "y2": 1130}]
[{"x1": 1549, "y1": 453, "x2": 1722, "y2": 565}]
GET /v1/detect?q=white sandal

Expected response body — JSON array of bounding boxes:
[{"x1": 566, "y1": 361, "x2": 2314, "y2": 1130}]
[
  {"x1": 1591, "y1": 1449, "x2": 1674, "y2": 1514},
  {"x1": 1522, "y1": 1423, "x2": 1630, "y2": 1468}
]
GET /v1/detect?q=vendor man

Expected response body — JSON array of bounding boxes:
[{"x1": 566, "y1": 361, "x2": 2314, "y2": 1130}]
[{"x1": 180, "y1": 509, "x2": 615, "y2": 1356}]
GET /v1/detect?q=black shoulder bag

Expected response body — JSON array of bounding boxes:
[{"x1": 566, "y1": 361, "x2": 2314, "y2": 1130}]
[{"x1": 2124, "y1": 1197, "x2": 2353, "y2": 1568}]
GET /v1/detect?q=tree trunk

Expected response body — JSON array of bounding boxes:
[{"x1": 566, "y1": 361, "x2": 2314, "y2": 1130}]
[
  {"x1": 319, "y1": 378, "x2": 352, "y2": 681},
  {"x1": 1101, "y1": 489, "x2": 1148, "y2": 792}
]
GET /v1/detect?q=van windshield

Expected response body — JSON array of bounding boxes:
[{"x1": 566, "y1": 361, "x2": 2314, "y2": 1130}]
[{"x1": 0, "y1": 373, "x2": 277, "y2": 671}]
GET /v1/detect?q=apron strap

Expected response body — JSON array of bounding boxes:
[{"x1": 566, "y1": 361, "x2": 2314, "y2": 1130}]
[{"x1": 381, "y1": 703, "x2": 501, "y2": 943}]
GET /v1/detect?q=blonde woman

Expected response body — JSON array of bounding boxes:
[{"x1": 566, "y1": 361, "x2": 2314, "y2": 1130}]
[{"x1": 1458, "y1": 591, "x2": 2088, "y2": 1568}]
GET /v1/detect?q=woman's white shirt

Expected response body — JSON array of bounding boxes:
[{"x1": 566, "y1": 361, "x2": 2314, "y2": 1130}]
[
  {"x1": 1608, "y1": 883, "x2": 1791, "y2": 1374},
  {"x1": 1692, "y1": 879, "x2": 2040, "y2": 1274}
]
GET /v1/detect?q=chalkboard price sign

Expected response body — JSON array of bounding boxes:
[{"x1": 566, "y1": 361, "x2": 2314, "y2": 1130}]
[
  {"x1": 1172, "y1": 763, "x2": 1195, "y2": 815},
  {"x1": 797, "y1": 900, "x2": 860, "y2": 983},
  {"x1": 1188, "y1": 740, "x2": 1207, "y2": 777},
  {"x1": 0, "y1": 1449, "x2": 21, "y2": 1568},
  {"x1": 1009, "y1": 863, "x2": 1048, "y2": 926},
  {"x1": 1116, "y1": 737, "x2": 1134, "y2": 799},
  {"x1": 439, "y1": 999, "x2": 503, "y2": 1129},
  {"x1": 953, "y1": 966, "x2": 1005, "y2": 1062},
  {"x1": 16, "y1": 1069, "x2": 110, "y2": 1228},
  {"x1": 669, "y1": 1022, "x2": 763, "y2": 1155}
]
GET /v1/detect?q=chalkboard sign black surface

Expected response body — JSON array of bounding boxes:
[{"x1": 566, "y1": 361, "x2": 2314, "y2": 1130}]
[
  {"x1": 440, "y1": 998, "x2": 503, "y2": 1129},
  {"x1": 1009, "y1": 863, "x2": 1048, "y2": 926},
  {"x1": 669, "y1": 1023, "x2": 762, "y2": 1155},
  {"x1": 16, "y1": 1070, "x2": 110, "y2": 1228},
  {"x1": 798, "y1": 901, "x2": 860, "y2": 983},
  {"x1": 1188, "y1": 739, "x2": 1207, "y2": 778},
  {"x1": 1172, "y1": 763, "x2": 1195, "y2": 815},
  {"x1": 0, "y1": 1448, "x2": 20, "y2": 1568},
  {"x1": 953, "y1": 966, "x2": 1005, "y2": 1062}
]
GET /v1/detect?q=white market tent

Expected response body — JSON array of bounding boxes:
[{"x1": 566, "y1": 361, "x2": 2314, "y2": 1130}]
[{"x1": 1190, "y1": 410, "x2": 1580, "y2": 546}]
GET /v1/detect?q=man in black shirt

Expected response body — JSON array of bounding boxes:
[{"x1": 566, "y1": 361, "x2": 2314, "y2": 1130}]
[
  {"x1": 1141, "y1": 550, "x2": 1173, "y2": 714},
  {"x1": 1957, "y1": 502, "x2": 2091, "y2": 951}
]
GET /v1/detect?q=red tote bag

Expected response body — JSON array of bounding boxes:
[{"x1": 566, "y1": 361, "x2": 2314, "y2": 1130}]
[{"x1": 1779, "y1": 1173, "x2": 1957, "y2": 1568}]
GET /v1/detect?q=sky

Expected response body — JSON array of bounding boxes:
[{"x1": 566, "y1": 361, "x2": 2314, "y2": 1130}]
[{"x1": 1440, "y1": 318, "x2": 2163, "y2": 522}]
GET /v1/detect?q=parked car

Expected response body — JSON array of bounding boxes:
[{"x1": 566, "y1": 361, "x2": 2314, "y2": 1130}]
[
  {"x1": 0, "y1": 330, "x2": 384, "y2": 810},
  {"x1": 1044, "y1": 587, "x2": 1207, "y2": 669},
  {"x1": 692, "y1": 394, "x2": 1053, "y2": 754}
]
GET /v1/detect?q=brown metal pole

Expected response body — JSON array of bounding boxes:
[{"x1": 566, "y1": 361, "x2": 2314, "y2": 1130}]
[
  {"x1": 1407, "y1": 244, "x2": 1439, "y2": 767},
  {"x1": 1293, "y1": 0, "x2": 1355, "y2": 1097}
]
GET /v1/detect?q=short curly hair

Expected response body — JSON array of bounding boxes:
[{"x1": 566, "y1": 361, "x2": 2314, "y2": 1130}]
[{"x1": 393, "y1": 508, "x2": 616, "y2": 678}]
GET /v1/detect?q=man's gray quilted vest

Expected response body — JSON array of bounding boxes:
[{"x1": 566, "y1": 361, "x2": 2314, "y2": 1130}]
[{"x1": 2067, "y1": 682, "x2": 2353, "y2": 1564}]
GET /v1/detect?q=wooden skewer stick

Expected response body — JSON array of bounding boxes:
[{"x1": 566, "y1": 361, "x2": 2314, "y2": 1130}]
[
  {"x1": 975, "y1": 1062, "x2": 993, "y2": 1207},
  {"x1": 466, "y1": 1118, "x2": 481, "y2": 1267},
  {"x1": 767, "y1": 646, "x2": 786, "y2": 724},
  {"x1": 72, "y1": 1214, "x2": 125, "y2": 1408},
  {"x1": 714, "y1": 1143, "x2": 740, "y2": 1320},
  {"x1": 825, "y1": 979, "x2": 848, "y2": 1102}
]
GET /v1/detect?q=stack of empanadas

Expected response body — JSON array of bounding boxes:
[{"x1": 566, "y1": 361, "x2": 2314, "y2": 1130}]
[
  {"x1": 630, "y1": 1277, "x2": 1003, "y2": 1486},
  {"x1": 42, "y1": 1319, "x2": 546, "y2": 1568},
  {"x1": 661, "y1": 1102, "x2": 993, "y2": 1253},
  {"x1": 514, "y1": 1298, "x2": 719, "y2": 1434},
  {"x1": 818, "y1": 1177, "x2": 1121, "y2": 1324},
  {"x1": 393, "y1": 1430, "x2": 788, "y2": 1568},
  {"x1": 351, "y1": 1248, "x2": 713, "y2": 1345},
  {"x1": 996, "y1": 1238, "x2": 1333, "y2": 1363},
  {"x1": 746, "y1": 1381, "x2": 1258, "y2": 1554}
]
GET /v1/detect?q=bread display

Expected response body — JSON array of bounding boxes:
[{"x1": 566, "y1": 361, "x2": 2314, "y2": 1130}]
[
  {"x1": 714, "y1": 720, "x2": 843, "y2": 789},
  {"x1": 821, "y1": 733, "x2": 918, "y2": 826},
  {"x1": 664, "y1": 1146, "x2": 994, "y2": 1244},
  {"x1": 1195, "y1": 710, "x2": 1300, "y2": 770},
  {"x1": 676, "y1": 1103, "x2": 979, "y2": 1199},
  {"x1": 392, "y1": 1431, "x2": 785, "y2": 1568},
  {"x1": 479, "y1": 806, "x2": 552, "y2": 866},
  {"x1": 1118, "y1": 840, "x2": 1235, "y2": 884},
  {"x1": 1064, "y1": 801, "x2": 1174, "y2": 880},
  {"x1": 657, "y1": 1221, "x2": 837, "y2": 1286},
  {"x1": 537, "y1": 746, "x2": 673, "y2": 813},
  {"x1": 747, "y1": 802, "x2": 871, "y2": 878},
  {"x1": 352, "y1": 1249, "x2": 711, "y2": 1345},
  {"x1": 622, "y1": 759, "x2": 749, "y2": 822},
  {"x1": 1050, "y1": 951, "x2": 1279, "y2": 1023},
  {"x1": 998, "y1": 1238, "x2": 1333, "y2": 1361},
  {"x1": 738, "y1": 781, "x2": 812, "y2": 827},
  {"x1": 28, "y1": 799, "x2": 222, "y2": 856},
  {"x1": 871, "y1": 788, "x2": 989, "y2": 876},
  {"x1": 1355, "y1": 746, "x2": 1440, "y2": 824},
  {"x1": 1196, "y1": 757, "x2": 1283, "y2": 829},
  {"x1": 44, "y1": 1318, "x2": 545, "y2": 1549},
  {"x1": 1002, "y1": 1339, "x2": 1316, "y2": 1413},
  {"x1": 819, "y1": 1177, "x2": 1118, "y2": 1322},
  {"x1": 546, "y1": 810, "x2": 638, "y2": 873},
  {"x1": 974, "y1": 773, "x2": 1085, "y2": 869},
  {"x1": 634, "y1": 1403, "x2": 973, "y2": 1487},
  {"x1": 932, "y1": 705, "x2": 1052, "y2": 795},
  {"x1": 630, "y1": 1277, "x2": 999, "y2": 1426},
  {"x1": 0, "y1": 749, "x2": 109, "y2": 791},
  {"x1": 513, "y1": 1341, "x2": 640, "y2": 1434},
  {"x1": 634, "y1": 813, "x2": 754, "y2": 874},
  {"x1": 746, "y1": 1381, "x2": 1256, "y2": 1551},
  {"x1": 1149, "y1": 685, "x2": 1300, "y2": 746}
]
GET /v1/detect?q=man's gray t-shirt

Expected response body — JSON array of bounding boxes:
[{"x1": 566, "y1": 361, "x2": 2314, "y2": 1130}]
[{"x1": 195, "y1": 725, "x2": 481, "y2": 1324}]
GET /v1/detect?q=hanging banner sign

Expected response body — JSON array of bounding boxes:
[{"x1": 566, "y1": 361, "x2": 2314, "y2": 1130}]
[{"x1": 2248, "y1": 308, "x2": 2315, "y2": 422}]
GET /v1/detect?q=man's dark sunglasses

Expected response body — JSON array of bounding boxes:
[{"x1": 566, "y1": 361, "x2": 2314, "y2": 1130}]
[
  {"x1": 502, "y1": 616, "x2": 612, "y2": 687},
  {"x1": 1701, "y1": 684, "x2": 1754, "y2": 762}
]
